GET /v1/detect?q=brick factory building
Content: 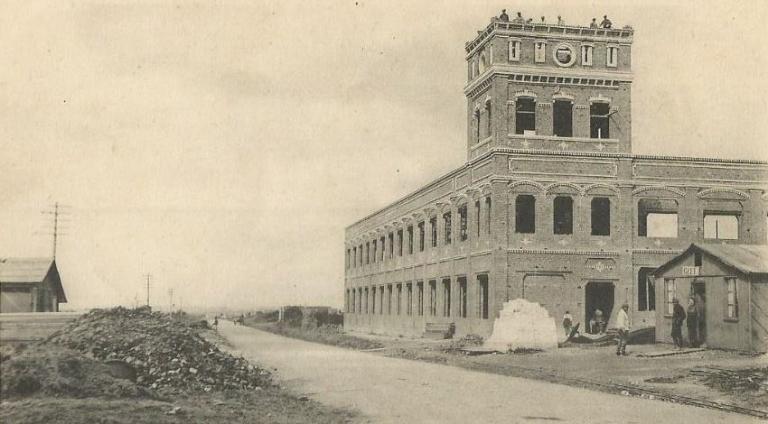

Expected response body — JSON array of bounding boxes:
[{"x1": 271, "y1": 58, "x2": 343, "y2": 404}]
[{"x1": 343, "y1": 15, "x2": 768, "y2": 338}]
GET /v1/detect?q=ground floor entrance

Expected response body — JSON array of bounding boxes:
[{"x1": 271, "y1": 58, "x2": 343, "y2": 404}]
[{"x1": 585, "y1": 282, "x2": 614, "y2": 334}]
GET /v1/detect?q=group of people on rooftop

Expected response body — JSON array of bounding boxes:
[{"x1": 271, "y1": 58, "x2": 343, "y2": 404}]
[{"x1": 497, "y1": 9, "x2": 613, "y2": 29}]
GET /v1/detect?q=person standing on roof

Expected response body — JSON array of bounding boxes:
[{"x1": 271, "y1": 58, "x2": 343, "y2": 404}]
[
  {"x1": 615, "y1": 303, "x2": 631, "y2": 356},
  {"x1": 590, "y1": 18, "x2": 598, "y2": 28},
  {"x1": 557, "y1": 15, "x2": 565, "y2": 25},
  {"x1": 671, "y1": 298, "x2": 686, "y2": 349},
  {"x1": 513, "y1": 12, "x2": 524, "y2": 24},
  {"x1": 600, "y1": 15, "x2": 612, "y2": 28},
  {"x1": 499, "y1": 9, "x2": 509, "y2": 22}
]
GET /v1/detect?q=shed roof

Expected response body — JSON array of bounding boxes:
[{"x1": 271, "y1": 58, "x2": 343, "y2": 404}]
[
  {"x1": 0, "y1": 258, "x2": 66, "y2": 302},
  {"x1": 655, "y1": 244, "x2": 768, "y2": 278}
]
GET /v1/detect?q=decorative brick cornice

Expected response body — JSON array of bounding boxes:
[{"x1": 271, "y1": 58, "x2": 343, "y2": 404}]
[
  {"x1": 696, "y1": 187, "x2": 750, "y2": 200},
  {"x1": 507, "y1": 248, "x2": 620, "y2": 257},
  {"x1": 632, "y1": 185, "x2": 686, "y2": 197},
  {"x1": 631, "y1": 249, "x2": 682, "y2": 255}
]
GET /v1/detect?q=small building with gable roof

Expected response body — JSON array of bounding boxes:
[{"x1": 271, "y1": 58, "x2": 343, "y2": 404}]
[{"x1": 0, "y1": 258, "x2": 67, "y2": 313}]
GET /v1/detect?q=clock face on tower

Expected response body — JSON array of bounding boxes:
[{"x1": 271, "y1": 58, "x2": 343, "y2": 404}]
[{"x1": 554, "y1": 44, "x2": 576, "y2": 67}]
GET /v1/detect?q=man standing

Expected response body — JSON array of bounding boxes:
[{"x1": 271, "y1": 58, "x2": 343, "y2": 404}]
[
  {"x1": 686, "y1": 297, "x2": 699, "y2": 347},
  {"x1": 671, "y1": 298, "x2": 686, "y2": 349},
  {"x1": 562, "y1": 310, "x2": 573, "y2": 337},
  {"x1": 616, "y1": 303, "x2": 630, "y2": 356}
]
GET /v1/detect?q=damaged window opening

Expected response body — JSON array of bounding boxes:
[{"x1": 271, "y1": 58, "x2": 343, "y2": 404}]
[
  {"x1": 418, "y1": 221, "x2": 425, "y2": 252},
  {"x1": 379, "y1": 236, "x2": 386, "y2": 261},
  {"x1": 396, "y1": 284, "x2": 402, "y2": 315},
  {"x1": 397, "y1": 229, "x2": 403, "y2": 256},
  {"x1": 406, "y1": 283, "x2": 413, "y2": 316},
  {"x1": 638, "y1": 199, "x2": 679, "y2": 238},
  {"x1": 442, "y1": 278, "x2": 451, "y2": 317},
  {"x1": 516, "y1": 194, "x2": 536, "y2": 233},
  {"x1": 372, "y1": 242, "x2": 376, "y2": 263},
  {"x1": 459, "y1": 204, "x2": 468, "y2": 241},
  {"x1": 430, "y1": 216, "x2": 438, "y2": 247},
  {"x1": 591, "y1": 197, "x2": 611, "y2": 236},
  {"x1": 407, "y1": 225, "x2": 413, "y2": 254},
  {"x1": 515, "y1": 98, "x2": 536, "y2": 134},
  {"x1": 364, "y1": 288, "x2": 369, "y2": 314},
  {"x1": 477, "y1": 274, "x2": 489, "y2": 319},
  {"x1": 444, "y1": 212, "x2": 452, "y2": 244},
  {"x1": 553, "y1": 100, "x2": 573, "y2": 137},
  {"x1": 429, "y1": 280, "x2": 437, "y2": 316},
  {"x1": 387, "y1": 284, "x2": 392, "y2": 315},
  {"x1": 637, "y1": 267, "x2": 656, "y2": 311},
  {"x1": 417, "y1": 281, "x2": 424, "y2": 316},
  {"x1": 485, "y1": 196, "x2": 492, "y2": 235},
  {"x1": 388, "y1": 233, "x2": 394, "y2": 259},
  {"x1": 358, "y1": 288, "x2": 363, "y2": 314},
  {"x1": 365, "y1": 242, "x2": 370, "y2": 264},
  {"x1": 553, "y1": 196, "x2": 574, "y2": 235},
  {"x1": 485, "y1": 101, "x2": 492, "y2": 138},
  {"x1": 475, "y1": 200, "x2": 481, "y2": 236},
  {"x1": 590, "y1": 102, "x2": 610, "y2": 139},
  {"x1": 372, "y1": 288, "x2": 376, "y2": 314},
  {"x1": 352, "y1": 247, "x2": 357, "y2": 268},
  {"x1": 704, "y1": 213, "x2": 739, "y2": 240},
  {"x1": 474, "y1": 109, "x2": 481, "y2": 143},
  {"x1": 458, "y1": 277, "x2": 467, "y2": 318},
  {"x1": 379, "y1": 286, "x2": 385, "y2": 315}
]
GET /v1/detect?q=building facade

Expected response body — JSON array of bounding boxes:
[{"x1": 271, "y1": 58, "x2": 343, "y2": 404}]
[
  {"x1": 343, "y1": 16, "x2": 768, "y2": 338},
  {"x1": 0, "y1": 258, "x2": 66, "y2": 313}
]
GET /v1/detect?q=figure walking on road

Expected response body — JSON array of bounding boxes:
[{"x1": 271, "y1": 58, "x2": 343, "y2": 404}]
[
  {"x1": 616, "y1": 303, "x2": 631, "y2": 356},
  {"x1": 562, "y1": 311, "x2": 573, "y2": 337},
  {"x1": 671, "y1": 298, "x2": 686, "y2": 349}
]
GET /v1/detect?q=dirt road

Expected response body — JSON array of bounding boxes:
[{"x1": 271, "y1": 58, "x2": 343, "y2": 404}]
[{"x1": 219, "y1": 322, "x2": 759, "y2": 423}]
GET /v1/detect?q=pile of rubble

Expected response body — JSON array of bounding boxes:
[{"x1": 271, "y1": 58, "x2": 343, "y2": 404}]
[{"x1": 46, "y1": 307, "x2": 271, "y2": 393}]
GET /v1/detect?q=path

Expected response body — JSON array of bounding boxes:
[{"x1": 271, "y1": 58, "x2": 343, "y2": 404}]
[{"x1": 219, "y1": 322, "x2": 759, "y2": 423}]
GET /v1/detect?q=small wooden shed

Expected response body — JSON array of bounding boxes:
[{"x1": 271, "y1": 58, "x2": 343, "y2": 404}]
[
  {"x1": 654, "y1": 244, "x2": 768, "y2": 352},
  {"x1": 0, "y1": 258, "x2": 67, "y2": 313}
]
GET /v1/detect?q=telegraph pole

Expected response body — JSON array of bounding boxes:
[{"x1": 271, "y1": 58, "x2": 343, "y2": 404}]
[
  {"x1": 143, "y1": 273, "x2": 152, "y2": 307},
  {"x1": 41, "y1": 202, "x2": 69, "y2": 260}
]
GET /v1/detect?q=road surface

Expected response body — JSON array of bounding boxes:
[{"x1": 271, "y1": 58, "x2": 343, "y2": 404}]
[{"x1": 219, "y1": 322, "x2": 759, "y2": 424}]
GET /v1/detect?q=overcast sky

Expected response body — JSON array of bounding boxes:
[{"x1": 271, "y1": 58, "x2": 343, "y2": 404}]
[{"x1": 2, "y1": 1, "x2": 766, "y2": 311}]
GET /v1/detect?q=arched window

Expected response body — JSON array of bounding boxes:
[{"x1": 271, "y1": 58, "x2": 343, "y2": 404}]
[
  {"x1": 474, "y1": 109, "x2": 481, "y2": 142},
  {"x1": 479, "y1": 53, "x2": 488, "y2": 73},
  {"x1": 485, "y1": 100, "x2": 492, "y2": 138},
  {"x1": 553, "y1": 196, "x2": 573, "y2": 235},
  {"x1": 515, "y1": 195, "x2": 536, "y2": 233},
  {"x1": 515, "y1": 98, "x2": 536, "y2": 134}
]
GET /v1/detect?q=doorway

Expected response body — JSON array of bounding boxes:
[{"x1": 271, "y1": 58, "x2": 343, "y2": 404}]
[
  {"x1": 691, "y1": 282, "x2": 706, "y2": 344},
  {"x1": 585, "y1": 282, "x2": 615, "y2": 333}
]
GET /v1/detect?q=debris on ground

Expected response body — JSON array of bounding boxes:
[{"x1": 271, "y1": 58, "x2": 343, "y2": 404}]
[
  {"x1": 691, "y1": 366, "x2": 768, "y2": 396},
  {"x1": 45, "y1": 307, "x2": 272, "y2": 393},
  {"x1": 644, "y1": 375, "x2": 685, "y2": 384},
  {"x1": 441, "y1": 334, "x2": 484, "y2": 353}
]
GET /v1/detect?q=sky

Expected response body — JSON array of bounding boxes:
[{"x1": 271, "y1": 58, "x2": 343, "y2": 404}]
[{"x1": 1, "y1": 1, "x2": 766, "y2": 311}]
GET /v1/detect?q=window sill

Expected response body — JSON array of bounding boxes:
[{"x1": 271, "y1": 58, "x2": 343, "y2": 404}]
[
  {"x1": 723, "y1": 318, "x2": 739, "y2": 323},
  {"x1": 507, "y1": 133, "x2": 619, "y2": 144}
]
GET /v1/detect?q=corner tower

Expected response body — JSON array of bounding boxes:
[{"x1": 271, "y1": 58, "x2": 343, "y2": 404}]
[{"x1": 464, "y1": 17, "x2": 634, "y2": 160}]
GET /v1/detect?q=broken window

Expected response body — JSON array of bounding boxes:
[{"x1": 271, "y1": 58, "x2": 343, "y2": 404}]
[
  {"x1": 553, "y1": 196, "x2": 574, "y2": 235},
  {"x1": 553, "y1": 100, "x2": 573, "y2": 137},
  {"x1": 417, "y1": 281, "x2": 424, "y2": 316},
  {"x1": 442, "y1": 278, "x2": 451, "y2": 317},
  {"x1": 387, "y1": 284, "x2": 392, "y2": 315},
  {"x1": 704, "y1": 213, "x2": 739, "y2": 240},
  {"x1": 443, "y1": 212, "x2": 452, "y2": 244},
  {"x1": 365, "y1": 242, "x2": 370, "y2": 264},
  {"x1": 346, "y1": 249, "x2": 350, "y2": 269},
  {"x1": 430, "y1": 216, "x2": 438, "y2": 247},
  {"x1": 509, "y1": 39, "x2": 521, "y2": 61},
  {"x1": 534, "y1": 41, "x2": 546, "y2": 63},
  {"x1": 407, "y1": 225, "x2": 413, "y2": 254},
  {"x1": 352, "y1": 247, "x2": 357, "y2": 267},
  {"x1": 406, "y1": 283, "x2": 413, "y2": 316},
  {"x1": 515, "y1": 98, "x2": 536, "y2": 134},
  {"x1": 364, "y1": 288, "x2": 369, "y2": 314},
  {"x1": 485, "y1": 196, "x2": 492, "y2": 235},
  {"x1": 475, "y1": 200, "x2": 481, "y2": 236},
  {"x1": 591, "y1": 197, "x2": 611, "y2": 236},
  {"x1": 474, "y1": 109, "x2": 481, "y2": 143},
  {"x1": 485, "y1": 101, "x2": 492, "y2": 138},
  {"x1": 372, "y1": 288, "x2": 376, "y2": 314},
  {"x1": 379, "y1": 286, "x2": 385, "y2": 315},
  {"x1": 396, "y1": 284, "x2": 402, "y2": 315},
  {"x1": 372, "y1": 242, "x2": 376, "y2": 263},
  {"x1": 458, "y1": 277, "x2": 467, "y2": 318},
  {"x1": 429, "y1": 280, "x2": 437, "y2": 316},
  {"x1": 417, "y1": 221, "x2": 425, "y2": 252},
  {"x1": 477, "y1": 274, "x2": 489, "y2": 319},
  {"x1": 638, "y1": 199, "x2": 678, "y2": 238},
  {"x1": 581, "y1": 45, "x2": 593, "y2": 66},
  {"x1": 459, "y1": 204, "x2": 468, "y2": 241},
  {"x1": 726, "y1": 277, "x2": 738, "y2": 319},
  {"x1": 359, "y1": 244, "x2": 363, "y2": 265},
  {"x1": 590, "y1": 102, "x2": 610, "y2": 139},
  {"x1": 397, "y1": 229, "x2": 403, "y2": 256},
  {"x1": 380, "y1": 237, "x2": 386, "y2": 261},
  {"x1": 358, "y1": 288, "x2": 363, "y2": 314},
  {"x1": 606, "y1": 46, "x2": 618, "y2": 67},
  {"x1": 515, "y1": 194, "x2": 536, "y2": 233},
  {"x1": 388, "y1": 233, "x2": 394, "y2": 259},
  {"x1": 637, "y1": 267, "x2": 656, "y2": 312},
  {"x1": 664, "y1": 278, "x2": 676, "y2": 315}
]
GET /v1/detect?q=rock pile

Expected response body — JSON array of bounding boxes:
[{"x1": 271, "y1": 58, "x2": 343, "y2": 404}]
[{"x1": 47, "y1": 307, "x2": 271, "y2": 392}]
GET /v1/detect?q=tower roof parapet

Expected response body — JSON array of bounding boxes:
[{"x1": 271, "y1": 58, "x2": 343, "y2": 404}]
[{"x1": 466, "y1": 19, "x2": 634, "y2": 54}]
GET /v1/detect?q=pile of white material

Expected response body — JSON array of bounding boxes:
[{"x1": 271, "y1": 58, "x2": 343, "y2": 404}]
[{"x1": 484, "y1": 299, "x2": 558, "y2": 352}]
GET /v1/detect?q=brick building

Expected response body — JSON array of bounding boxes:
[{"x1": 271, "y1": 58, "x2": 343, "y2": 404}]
[{"x1": 343, "y1": 15, "x2": 768, "y2": 338}]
